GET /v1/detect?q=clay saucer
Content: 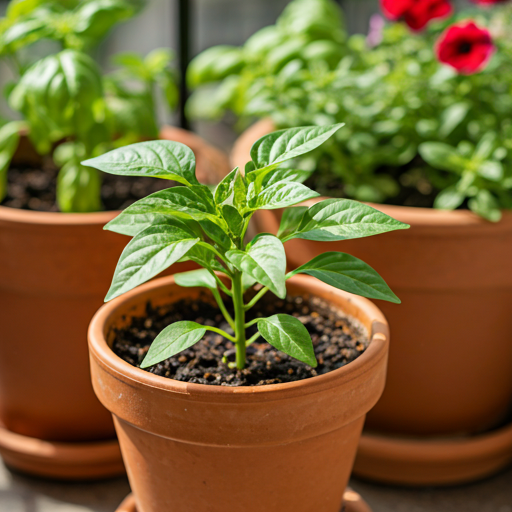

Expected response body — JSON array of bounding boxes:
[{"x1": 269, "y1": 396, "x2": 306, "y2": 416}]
[
  {"x1": 353, "y1": 420, "x2": 512, "y2": 486},
  {"x1": 116, "y1": 490, "x2": 372, "y2": 512},
  {"x1": 0, "y1": 424, "x2": 125, "y2": 480}
]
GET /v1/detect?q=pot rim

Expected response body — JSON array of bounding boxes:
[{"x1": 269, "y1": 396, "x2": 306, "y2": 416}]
[
  {"x1": 233, "y1": 119, "x2": 512, "y2": 229},
  {"x1": 88, "y1": 274, "x2": 389, "y2": 403}
]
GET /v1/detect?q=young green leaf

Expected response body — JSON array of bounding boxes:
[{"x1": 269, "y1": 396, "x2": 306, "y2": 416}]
[
  {"x1": 214, "y1": 167, "x2": 237, "y2": 205},
  {"x1": 175, "y1": 269, "x2": 217, "y2": 290},
  {"x1": 247, "y1": 180, "x2": 319, "y2": 211},
  {"x1": 257, "y1": 314, "x2": 317, "y2": 367},
  {"x1": 82, "y1": 140, "x2": 199, "y2": 186},
  {"x1": 226, "y1": 235, "x2": 287, "y2": 298},
  {"x1": 418, "y1": 142, "x2": 467, "y2": 173},
  {"x1": 56, "y1": 161, "x2": 102, "y2": 213},
  {"x1": 250, "y1": 124, "x2": 344, "y2": 170},
  {"x1": 468, "y1": 190, "x2": 502, "y2": 222},
  {"x1": 281, "y1": 199, "x2": 409, "y2": 242},
  {"x1": 277, "y1": 206, "x2": 308, "y2": 239},
  {"x1": 0, "y1": 121, "x2": 24, "y2": 201},
  {"x1": 141, "y1": 321, "x2": 206, "y2": 368},
  {"x1": 105, "y1": 221, "x2": 200, "y2": 301},
  {"x1": 221, "y1": 204, "x2": 244, "y2": 237},
  {"x1": 433, "y1": 186, "x2": 465, "y2": 210},
  {"x1": 289, "y1": 252, "x2": 400, "y2": 304}
]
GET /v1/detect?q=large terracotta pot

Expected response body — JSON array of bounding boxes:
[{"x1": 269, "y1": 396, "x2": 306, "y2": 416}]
[
  {"x1": 88, "y1": 274, "x2": 389, "y2": 512},
  {"x1": 232, "y1": 119, "x2": 512, "y2": 438},
  {"x1": 0, "y1": 128, "x2": 230, "y2": 477}
]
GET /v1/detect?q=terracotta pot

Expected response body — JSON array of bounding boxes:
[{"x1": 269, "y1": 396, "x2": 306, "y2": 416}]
[
  {"x1": 232, "y1": 119, "x2": 512, "y2": 438},
  {"x1": 0, "y1": 129, "x2": 230, "y2": 476},
  {"x1": 89, "y1": 274, "x2": 389, "y2": 512}
]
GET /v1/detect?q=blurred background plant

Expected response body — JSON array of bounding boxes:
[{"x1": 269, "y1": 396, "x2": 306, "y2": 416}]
[
  {"x1": 188, "y1": 0, "x2": 512, "y2": 221},
  {"x1": 0, "y1": 0, "x2": 178, "y2": 212}
]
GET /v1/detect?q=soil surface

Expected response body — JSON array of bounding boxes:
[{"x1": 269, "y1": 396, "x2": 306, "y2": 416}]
[
  {"x1": 1, "y1": 161, "x2": 174, "y2": 212},
  {"x1": 112, "y1": 292, "x2": 369, "y2": 387}
]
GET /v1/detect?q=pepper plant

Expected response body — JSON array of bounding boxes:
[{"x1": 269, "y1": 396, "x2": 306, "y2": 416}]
[{"x1": 84, "y1": 125, "x2": 409, "y2": 370}]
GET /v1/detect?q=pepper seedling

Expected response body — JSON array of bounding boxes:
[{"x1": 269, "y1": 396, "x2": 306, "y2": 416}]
[{"x1": 84, "y1": 125, "x2": 409, "y2": 370}]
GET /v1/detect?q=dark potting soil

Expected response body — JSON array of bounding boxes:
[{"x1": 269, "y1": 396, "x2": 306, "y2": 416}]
[
  {"x1": 112, "y1": 292, "x2": 369, "y2": 387},
  {"x1": 1, "y1": 160, "x2": 173, "y2": 212}
]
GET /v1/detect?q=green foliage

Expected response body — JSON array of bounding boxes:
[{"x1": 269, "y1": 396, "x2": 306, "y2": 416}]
[
  {"x1": 187, "y1": 0, "x2": 512, "y2": 222},
  {"x1": 85, "y1": 125, "x2": 408, "y2": 371},
  {"x1": 0, "y1": 0, "x2": 179, "y2": 213}
]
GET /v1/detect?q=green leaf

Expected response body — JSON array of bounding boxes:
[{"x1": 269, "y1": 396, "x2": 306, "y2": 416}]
[
  {"x1": 418, "y1": 142, "x2": 467, "y2": 173},
  {"x1": 0, "y1": 121, "x2": 24, "y2": 201},
  {"x1": 468, "y1": 190, "x2": 502, "y2": 222},
  {"x1": 226, "y1": 235, "x2": 287, "y2": 298},
  {"x1": 477, "y1": 161, "x2": 503, "y2": 182},
  {"x1": 439, "y1": 102, "x2": 470, "y2": 138},
  {"x1": 105, "y1": 212, "x2": 197, "y2": 237},
  {"x1": 214, "y1": 167, "x2": 237, "y2": 205},
  {"x1": 257, "y1": 314, "x2": 317, "y2": 367},
  {"x1": 277, "y1": 206, "x2": 308, "y2": 239},
  {"x1": 187, "y1": 45, "x2": 244, "y2": 89},
  {"x1": 175, "y1": 269, "x2": 217, "y2": 290},
  {"x1": 221, "y1": 204, "x2": 244, "y2": 237},
  {"x1": 56, "y1": 161, "x2": 102, "y2": 213},
  {"x1": 9, "y1": 50, "x2": 103, "y2": 151},
  {"x1": 233, "y1": 168, "x2": 248, "y2": 210},
  {"x1": 105, "y1": 221, "x2": 200, "y2": 301},
  {"x1": 82, "y1": 140, "x2": 199, "y2": 186},
  {"x1": 289, "y1": 252, "x2": 400, "y2": 304},
  {"x1": 141, "y1": 321, "x2": 206, "y2": 368},
  {"x1": 250, "y1": 124, "x2": 344, "y2": 170},
  {"x1": 247, "y1": 180, "x2": 319, "y2": 211},
  {"x1": 433, "y1": 186, "x2": 465, "y2": 210},
  {"x1": 282, "y1": 199, "x2": 409, "y2": 242}
]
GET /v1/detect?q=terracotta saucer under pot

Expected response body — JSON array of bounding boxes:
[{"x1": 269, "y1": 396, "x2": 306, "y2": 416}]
[
  {"x1": 0, "y1": 423, "x2": 125, "y2": 480},
  {"x1": 353, "y1": 420, "x2": 512, "y2": 486},
  {"x1": 115, "y1": 490, "x2": 372, "y2": 512}
]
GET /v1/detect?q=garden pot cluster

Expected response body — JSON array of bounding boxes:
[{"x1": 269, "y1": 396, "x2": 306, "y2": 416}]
[
  {"x1": 231, "y1": 118, "x2": 512, "y2": 486},
  {"x1": 0, "y1": 127, "x2": 229, "y2": 479}
]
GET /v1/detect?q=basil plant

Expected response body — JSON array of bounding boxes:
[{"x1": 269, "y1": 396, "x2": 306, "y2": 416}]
[
  {"x1": 0, "y1": 0, "x2": 178, "y2": 213},
  {"x1": 84, "y1": 125, "x2": 408, "y2": 370}
]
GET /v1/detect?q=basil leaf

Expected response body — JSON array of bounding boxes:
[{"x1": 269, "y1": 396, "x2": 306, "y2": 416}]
[
  {"x1": 0, "y1": 121, "x2": 23, "y2": 201},
  {"x1": 83, "y1": 140, "x2": 199, "y2": 186},
  {"x1": 468, "y1": 190, "x2": 502, "y2": 222},
  {"x1": 433, "y1": 187, "x2": 465, "y2": 210},
  {"x1": 418, "y1": 142, "x2": 467, "y2": 173},
  {"x1": 250, "y1": 124, "x2": 344, "y2": 170},
  {"x1": 175, "y1": 269, "x2": 217, "y2": 290},
  {"x1": 257, "y1": 314, "x2": 317, "y2": 367},
  {"x1": 290, "y1": 252, "x2": 400, "y2": 304},
  {"x1": 141, "y1": 321, "x2": 206, "y2": 368},
  {"x1": 226, "y1": 235, "x2": 286, "y2": 298},
  {"x1": 56, "y1": 161, "x2": 102, "y2": 213},
  {"x1": 282, "y1": 199, "x2": 409, "y2": 242},
  {"x1": 105, "y1": 221, "x2": 200, "y2": 301}
]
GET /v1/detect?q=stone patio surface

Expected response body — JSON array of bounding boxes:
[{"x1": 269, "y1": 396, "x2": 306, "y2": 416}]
[{"x1": 1, "y1": 459, "x2": 511, "y2": 512}]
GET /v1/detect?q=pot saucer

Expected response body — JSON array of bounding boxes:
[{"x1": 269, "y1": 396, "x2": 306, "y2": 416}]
[
  {"x1": 0, "y1": 424, "x2": 125, "y2": 480},
  {"x1": 353, "y1": 420, "x2": 512, "y2": 486},
  {"x1": 116, "y1": 489, "x2": 372, "y2": 512}
]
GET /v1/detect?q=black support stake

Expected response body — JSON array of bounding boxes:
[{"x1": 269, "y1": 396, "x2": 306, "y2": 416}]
[{"x1": 178, "y1": 0, "x2": 191, "y2": 130}]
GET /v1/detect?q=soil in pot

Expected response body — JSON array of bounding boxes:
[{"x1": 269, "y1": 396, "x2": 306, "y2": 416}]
[{"x1": 112, "y1": 291, "x2": 369, "y2": 387}]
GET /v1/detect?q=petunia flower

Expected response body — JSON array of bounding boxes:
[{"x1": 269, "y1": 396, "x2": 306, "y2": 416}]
[
  {"x1": 436, "y1": 21, "x2": 496, "y2": 74},
  {"x1": 380, "y1": 0, "x2": 453, "y2": 31}
]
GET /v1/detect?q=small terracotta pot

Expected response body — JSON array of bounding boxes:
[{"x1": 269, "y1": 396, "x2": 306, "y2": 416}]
[
  {"x1": 0, "y1": 129, "x2": 230, "y2": 477},
  {"x1": 232, "y1": 119, "x2": 512, "y2": 440},
  {"x1": 88, "y1": 274, "x2": 389, "y2": 512}
]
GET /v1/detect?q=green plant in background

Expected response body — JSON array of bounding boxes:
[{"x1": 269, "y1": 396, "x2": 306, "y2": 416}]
[
  {"x1": 186, "y1": 0, "x2": 347, "y2": 121},
  {"x1": 0, "y1": 0, "x2": 178, "y2": 213},
  {"x1": 84, "y1": 125, "x2": 408, "y2": 370},
  {"x1": 188, "y1": 0, "x2": 512, "y2": 221}
]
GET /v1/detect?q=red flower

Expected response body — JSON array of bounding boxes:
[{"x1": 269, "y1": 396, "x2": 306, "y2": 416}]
[
  {"x1": 380, "y1": 0, "x2": 453, "y2": 31},
  {"x1": 436, "y1": 21, "x2": 495, "y2": 74}
]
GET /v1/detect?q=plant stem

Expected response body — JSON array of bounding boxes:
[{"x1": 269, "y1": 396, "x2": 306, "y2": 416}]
[
  {"x1": 232, "y1": 270, "x2": 246, "y2": 370},
  {"x1": 212, "y1": 288, "x2": 235, "y2": 330},
  {"x1": 246, "y1": 332, "x2": 261, "y2": 347},
  {"x1": 205, "y1": 326, "x2": 236, "y2": 343},
  {"x1": 244, "y1": 286, "x2": 269, "y2": 311}
]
